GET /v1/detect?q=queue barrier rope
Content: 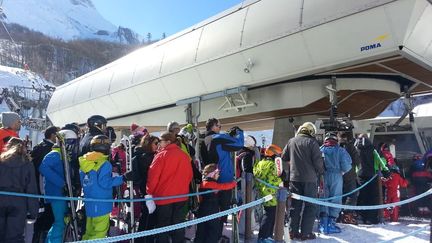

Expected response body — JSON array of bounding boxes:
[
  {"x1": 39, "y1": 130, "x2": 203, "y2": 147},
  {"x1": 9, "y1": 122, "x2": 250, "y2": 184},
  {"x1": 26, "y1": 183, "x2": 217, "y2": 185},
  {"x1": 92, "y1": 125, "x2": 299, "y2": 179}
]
[
  {"x1": 317, "y1": 174, "x2": 378, "y2": 201},
  {"x1": 291, "y1": 188, "x2": 432, "y2": 210},
  {"x1": 254, "y1": 178, "x2": 432, "y2": 210},
  {"x1": 0, "y1": 177, "x2": 245, "y2": 203},
  {"x1": 77, "y1": 195, "x2": 273, "y2": 243},
  {"x1": 0, "y1": 189, "x2": 219, "y2": 203},
  {"x1": 255, "y1": 174, "x2": 378, "y2": 201}
]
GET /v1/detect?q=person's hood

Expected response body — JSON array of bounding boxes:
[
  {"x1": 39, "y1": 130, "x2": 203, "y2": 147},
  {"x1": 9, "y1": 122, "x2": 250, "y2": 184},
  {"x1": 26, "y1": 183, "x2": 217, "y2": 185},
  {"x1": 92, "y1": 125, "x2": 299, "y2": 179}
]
[
  {"x1": 79, "y1": 151, "x2": 108, "y2": 173},
  {"x1": 43, "y1": 138, "x2": 55, "y2": 146},
  {"x1": 355, "y1": 136, "x2": 373, "y2": 150},
  {"x1": 323, "y1": 140, "x2": 338, "y2": 147},
  {"x1": 297, "y1": 133, "x2": 313, "y2": 138},
  {"x1": 205, "y1": 131, "x2": 217, "y2": 136},
  {"x1": 1, "y1": 155, "x2": 28, "y2": 167}
]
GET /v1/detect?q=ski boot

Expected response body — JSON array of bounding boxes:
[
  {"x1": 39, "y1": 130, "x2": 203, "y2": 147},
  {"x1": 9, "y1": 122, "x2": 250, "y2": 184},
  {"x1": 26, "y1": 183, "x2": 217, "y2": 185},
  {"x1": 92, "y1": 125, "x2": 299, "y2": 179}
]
[
  {"x1": 327, "y1": 217, "x2": 342, "y2": 234},
  {"x1": 318, "y1": 216, "x2": 328, "y2": 234}
]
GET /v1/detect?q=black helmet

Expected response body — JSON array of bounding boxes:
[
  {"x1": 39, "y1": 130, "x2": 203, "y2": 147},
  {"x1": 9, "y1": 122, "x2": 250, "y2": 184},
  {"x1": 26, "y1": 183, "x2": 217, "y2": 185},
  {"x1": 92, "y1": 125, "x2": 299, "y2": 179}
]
[
  {"x1": 90, "y1": 135, "x2": 111, "y2": 155},
  {"x1": 87, "y1": 115, "x2": 107, "y2": 129}
]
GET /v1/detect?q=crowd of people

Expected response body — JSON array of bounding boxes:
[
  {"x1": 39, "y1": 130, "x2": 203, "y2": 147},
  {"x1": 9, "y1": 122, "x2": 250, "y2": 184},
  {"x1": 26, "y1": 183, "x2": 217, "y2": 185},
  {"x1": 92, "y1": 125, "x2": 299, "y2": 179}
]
[{"x1": 0, "y1": 111, "x2": 431, "y2": 243}]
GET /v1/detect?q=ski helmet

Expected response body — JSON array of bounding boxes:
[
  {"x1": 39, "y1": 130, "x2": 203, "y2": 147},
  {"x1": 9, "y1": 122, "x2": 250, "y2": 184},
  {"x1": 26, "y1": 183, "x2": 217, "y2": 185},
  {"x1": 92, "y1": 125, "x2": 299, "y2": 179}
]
[
  {"x1": 87, "y1": 115, "x2": 107, "y2": 129},
  {"x1": 58, "y1": 129, "x2": 78, "y2": 159},
  {"x1": 90, "y1": 135, "x2": 111, "y2": 155},
  {"x1": 59, "y1": 129, "x2": 78, "y2": 140},
  {"x1": 324, "y1": 132, "x2": 338, "y2": 141},
  {"x1": 264, "y1": 144, "x2": 282, "y2": 158},
  {"x1": 244, "y1": 135, "x2": 257, "y2": 149}
]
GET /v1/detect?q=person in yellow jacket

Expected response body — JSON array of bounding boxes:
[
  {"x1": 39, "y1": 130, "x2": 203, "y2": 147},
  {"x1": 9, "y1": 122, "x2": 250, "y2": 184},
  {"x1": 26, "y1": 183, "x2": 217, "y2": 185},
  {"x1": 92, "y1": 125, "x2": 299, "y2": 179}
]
[
  {"x1": 79, "y1": 135, "x2": 124, "y2": 240},
  {"x1": 254, "y1": 144, "x2": 283, "y2": 243}
]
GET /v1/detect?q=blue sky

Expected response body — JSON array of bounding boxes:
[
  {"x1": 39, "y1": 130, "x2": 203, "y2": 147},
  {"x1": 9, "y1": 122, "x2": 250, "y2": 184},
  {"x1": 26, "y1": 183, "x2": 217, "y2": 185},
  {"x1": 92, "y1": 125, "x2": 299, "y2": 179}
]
[{"x1": 92, "y1": 0, "x2": 243, "y2": 40}]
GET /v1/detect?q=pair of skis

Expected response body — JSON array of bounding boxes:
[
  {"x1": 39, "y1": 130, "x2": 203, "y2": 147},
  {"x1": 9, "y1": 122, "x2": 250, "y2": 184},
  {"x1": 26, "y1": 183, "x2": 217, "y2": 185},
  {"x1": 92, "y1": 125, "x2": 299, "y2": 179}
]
[
  {"x1": 56, "y1": 133, "x2": 80, "y2": 242},
  {"x1": 121, "y1": 135, "x2": 135, "y2": 242}
]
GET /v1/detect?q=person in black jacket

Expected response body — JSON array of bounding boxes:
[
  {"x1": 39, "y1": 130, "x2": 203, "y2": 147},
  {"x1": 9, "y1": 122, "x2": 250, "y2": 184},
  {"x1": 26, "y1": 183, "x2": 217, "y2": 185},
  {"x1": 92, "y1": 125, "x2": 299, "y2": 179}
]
[
  {"x1": 338, "y1": 131, "x2": 361, "y2": 225},
  {"x1": 355, "y1": 134, "x2": 381, "y2": 224},
  {"x1": 30, "y1": 126, "x2": 58, "y2": 243},
  {"x1": 0, "y1": 137, "x2": 39, "y2": 243},
  {"x1": 281, "y1": 122, "x2": 324, "y2": 241},
  {"x1": 124, "y1": 134, "x2": 159, "y2": 243}
]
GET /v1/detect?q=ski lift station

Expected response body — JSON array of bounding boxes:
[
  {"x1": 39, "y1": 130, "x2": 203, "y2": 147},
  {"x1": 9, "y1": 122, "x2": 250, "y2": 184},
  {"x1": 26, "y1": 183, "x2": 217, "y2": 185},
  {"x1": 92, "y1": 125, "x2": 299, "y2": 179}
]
[{"x1": 47, "y1": 0, "x2": 432, "y2": 147}]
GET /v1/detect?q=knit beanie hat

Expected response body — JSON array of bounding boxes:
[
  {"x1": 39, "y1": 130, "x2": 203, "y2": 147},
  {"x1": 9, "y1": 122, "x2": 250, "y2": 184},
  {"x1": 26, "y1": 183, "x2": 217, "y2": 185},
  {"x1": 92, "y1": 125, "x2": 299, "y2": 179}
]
[
  {"x1": 1, "y1": 112, "x2": 20, "y2": 128},
  {"x1": 130, "y1": 123, "x2": 139, "y2": 132}
]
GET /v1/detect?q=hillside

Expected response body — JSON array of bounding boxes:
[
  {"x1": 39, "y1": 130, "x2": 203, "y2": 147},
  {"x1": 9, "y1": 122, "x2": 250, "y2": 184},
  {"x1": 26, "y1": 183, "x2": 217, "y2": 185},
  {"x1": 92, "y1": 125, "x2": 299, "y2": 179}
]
[{"x1": 0, "y1": 23, "x2": 143, "y2": 85}]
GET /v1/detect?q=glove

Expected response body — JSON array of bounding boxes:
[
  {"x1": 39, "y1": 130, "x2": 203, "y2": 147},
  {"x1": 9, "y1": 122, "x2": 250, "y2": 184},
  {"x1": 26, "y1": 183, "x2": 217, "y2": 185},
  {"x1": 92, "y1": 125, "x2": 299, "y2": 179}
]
[{"x1": 145, "y1": 195, "x2": 156, "y2": 214}]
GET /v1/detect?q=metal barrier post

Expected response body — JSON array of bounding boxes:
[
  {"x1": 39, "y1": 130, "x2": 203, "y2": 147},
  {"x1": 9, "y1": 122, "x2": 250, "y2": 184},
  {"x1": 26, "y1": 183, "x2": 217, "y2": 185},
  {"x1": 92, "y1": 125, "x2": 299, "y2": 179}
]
[
  {"x1": 245, "y1": 173, "x2": 253, "y2": 239},
  {"x1": 274, "y1": 187, "x2": 288, "y2": 242}
]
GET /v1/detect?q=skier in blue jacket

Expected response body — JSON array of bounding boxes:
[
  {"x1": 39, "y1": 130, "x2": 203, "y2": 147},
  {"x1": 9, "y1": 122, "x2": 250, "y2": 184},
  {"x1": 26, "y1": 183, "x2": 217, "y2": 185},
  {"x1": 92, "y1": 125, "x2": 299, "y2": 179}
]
[
  {"x1": 79, "y1": 135, "x2": 124, "y2": 240},
  {"x1": 318, "y1": 132, "x2": 352, "y2": 234},
  {"x1": 39, "y1": 129, "x2": 78, "y2": 243},
  {"x1": 201, "y1": 118, "x2": 244, "y2": 240}
]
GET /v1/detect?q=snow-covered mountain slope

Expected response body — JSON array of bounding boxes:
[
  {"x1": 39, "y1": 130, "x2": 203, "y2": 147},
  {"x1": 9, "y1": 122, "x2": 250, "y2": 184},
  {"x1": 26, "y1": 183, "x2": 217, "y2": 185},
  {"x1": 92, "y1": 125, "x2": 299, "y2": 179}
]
[
  {"x1": 0, "y1": 65, "x2": 54, "y2": 91},
  {"x1": 1, "y1": 0, "x2": 140, "y2": 44}
]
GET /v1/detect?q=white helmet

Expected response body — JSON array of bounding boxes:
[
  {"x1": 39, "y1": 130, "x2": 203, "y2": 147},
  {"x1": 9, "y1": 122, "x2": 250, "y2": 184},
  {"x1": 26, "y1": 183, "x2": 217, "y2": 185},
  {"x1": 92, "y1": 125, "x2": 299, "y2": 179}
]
[
  {"x1": 59, "y1": 129, "x2": 78, "y2": 140},
  {"x1": 244, "y1": 135, "x2": 256, "y2": 149}
]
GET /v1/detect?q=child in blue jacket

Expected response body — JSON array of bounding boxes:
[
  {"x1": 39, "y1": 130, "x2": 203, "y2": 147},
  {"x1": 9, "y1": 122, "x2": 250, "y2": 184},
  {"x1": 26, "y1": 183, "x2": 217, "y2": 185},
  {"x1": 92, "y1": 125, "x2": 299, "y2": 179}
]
[
  {"x1": 39, "y1": 129, "x2": 78, "y2": 243},
  {"x1": 319, "y1": 132, "x2": 352, "y2": 234},
  {"x1": 79, "y1": 135, "x2": 124, "y2": 240}
]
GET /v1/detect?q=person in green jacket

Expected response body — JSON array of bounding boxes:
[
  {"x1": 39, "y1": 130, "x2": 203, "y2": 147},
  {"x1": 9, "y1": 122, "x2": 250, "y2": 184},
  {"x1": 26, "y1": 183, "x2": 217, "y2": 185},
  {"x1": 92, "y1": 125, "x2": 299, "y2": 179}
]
[{"x1": 254, "y1": 144, "x2": 283, "y2": 243}]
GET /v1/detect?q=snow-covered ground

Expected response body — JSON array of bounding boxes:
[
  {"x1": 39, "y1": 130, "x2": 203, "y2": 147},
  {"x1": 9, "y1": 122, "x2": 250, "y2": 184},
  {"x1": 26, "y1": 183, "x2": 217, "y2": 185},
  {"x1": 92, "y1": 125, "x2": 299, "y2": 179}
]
[
  {"x1": 301, "y1": 218, "x2": 430, "y2": 243},
  {"x1": 184, "y1": 216, "x2": 430, "y2": 243}
]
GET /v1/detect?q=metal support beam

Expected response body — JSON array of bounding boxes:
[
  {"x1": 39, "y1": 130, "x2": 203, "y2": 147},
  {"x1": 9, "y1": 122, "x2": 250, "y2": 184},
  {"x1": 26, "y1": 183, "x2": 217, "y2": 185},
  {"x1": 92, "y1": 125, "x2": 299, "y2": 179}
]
[{"x1": 176, "y1": 86, "x2": 249, "y2": 106}]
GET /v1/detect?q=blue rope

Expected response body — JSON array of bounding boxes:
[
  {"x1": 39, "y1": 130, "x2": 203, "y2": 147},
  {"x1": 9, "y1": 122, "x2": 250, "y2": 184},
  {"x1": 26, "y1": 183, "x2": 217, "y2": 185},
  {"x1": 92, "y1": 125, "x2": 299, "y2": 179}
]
[
  {"x1": 0, "y1": 189, "x2": 218, "y2": 203},
  {"x1": 255, "y1": 178, "x2": 279, "y2": 190},
  {"x1": 318, "y1": 174, "x2": 378, "y2": 201},
  {"x1": 377, "y1": 225, "x2": 430, "y2": 243},
  {"x1": 291, "y1": 188, "x2": 432, "y2": 210},
  {"x1": 77, "y1": 195, "x2": 273, "y2": 243}
]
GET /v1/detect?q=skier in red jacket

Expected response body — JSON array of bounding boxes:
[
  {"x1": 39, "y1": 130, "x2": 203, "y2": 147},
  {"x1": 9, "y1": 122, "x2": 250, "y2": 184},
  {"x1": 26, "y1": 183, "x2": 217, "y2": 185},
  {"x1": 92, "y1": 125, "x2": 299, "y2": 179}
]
[
  {"x1": 147, "y1": 132, "x2": 193, "y2": 243},
  {"x1": 383, "y1": 165, "x2": 408, "y2": 222}
]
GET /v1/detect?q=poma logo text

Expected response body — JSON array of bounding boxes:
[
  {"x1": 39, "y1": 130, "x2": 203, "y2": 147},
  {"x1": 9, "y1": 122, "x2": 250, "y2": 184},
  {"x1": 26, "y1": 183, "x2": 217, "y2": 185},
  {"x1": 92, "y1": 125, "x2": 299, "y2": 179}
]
[{"x1": 360, "y1": 43, "x2": 382, "y2": 52}]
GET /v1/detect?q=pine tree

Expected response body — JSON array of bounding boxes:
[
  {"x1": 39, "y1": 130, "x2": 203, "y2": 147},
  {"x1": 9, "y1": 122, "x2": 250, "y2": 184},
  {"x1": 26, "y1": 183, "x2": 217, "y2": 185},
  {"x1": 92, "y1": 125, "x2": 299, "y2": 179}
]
[{"x1": 147, "y1": 32, "x2": 152, "y2": 43}]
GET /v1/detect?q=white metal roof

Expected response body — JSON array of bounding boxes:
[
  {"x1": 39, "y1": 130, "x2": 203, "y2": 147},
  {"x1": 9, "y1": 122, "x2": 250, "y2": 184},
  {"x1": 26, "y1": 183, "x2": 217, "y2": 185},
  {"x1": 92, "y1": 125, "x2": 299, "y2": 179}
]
[{"x1": 47, "y1": 0, "x2": 432, "y2": 126}]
